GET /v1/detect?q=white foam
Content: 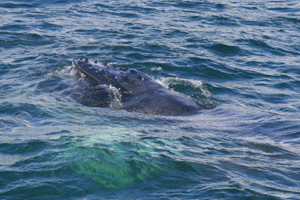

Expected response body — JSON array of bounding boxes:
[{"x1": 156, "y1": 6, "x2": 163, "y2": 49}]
[
  {"x1": 44, "y1": 65, "x2": 73, "y2": 78},
  {"x1": 150, "y1": 66, "x2": 163, "y2": 72},
  {"x1": 107, "y1": 85, "x2": 123, "y2": 109},
  {"x1": 156, "y1": 76, "x2": 212, "y2": 98}
]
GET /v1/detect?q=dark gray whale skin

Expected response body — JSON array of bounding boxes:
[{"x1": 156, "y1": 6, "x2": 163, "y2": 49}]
[{"x1": 73, "y1": 58, "x2": 203, "y2": 115}]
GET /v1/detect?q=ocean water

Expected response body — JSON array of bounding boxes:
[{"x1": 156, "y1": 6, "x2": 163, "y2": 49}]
[{"x1": 1, "y1": 0, "x2": 300, "y2": 199}]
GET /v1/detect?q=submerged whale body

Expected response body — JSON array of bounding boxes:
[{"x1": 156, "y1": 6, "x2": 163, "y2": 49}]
[{"x1": 72, "y1": 58, "x2": 203, "y2": 115}]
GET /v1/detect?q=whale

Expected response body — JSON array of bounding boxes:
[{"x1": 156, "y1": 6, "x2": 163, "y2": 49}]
[{"x1": 72, "y1": 57, "x2": 204, "y2": 115}]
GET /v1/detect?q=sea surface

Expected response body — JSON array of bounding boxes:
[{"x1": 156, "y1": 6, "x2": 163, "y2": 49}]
[{"x1": 1, "y1": 0, "x2": 300, "y2": 199}]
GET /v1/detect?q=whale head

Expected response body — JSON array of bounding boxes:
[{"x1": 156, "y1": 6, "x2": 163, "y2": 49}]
[{"x1": 73, "y1": 58, "x2": 159, "y2": 96}]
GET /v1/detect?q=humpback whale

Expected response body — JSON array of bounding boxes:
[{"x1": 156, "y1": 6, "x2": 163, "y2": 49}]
[{"x1": 72, "y1": 58, "x2": 203, "y2": 115}]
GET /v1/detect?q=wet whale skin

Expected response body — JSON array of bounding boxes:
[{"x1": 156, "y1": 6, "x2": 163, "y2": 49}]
[{"x1": 73, "y1": 58, "x2": 203, "y2": 115}]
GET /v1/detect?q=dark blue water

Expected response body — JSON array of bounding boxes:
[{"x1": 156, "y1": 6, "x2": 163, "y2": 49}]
[{"x1": 1, "y1": 0, "x2": 300, "y2": 199}]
